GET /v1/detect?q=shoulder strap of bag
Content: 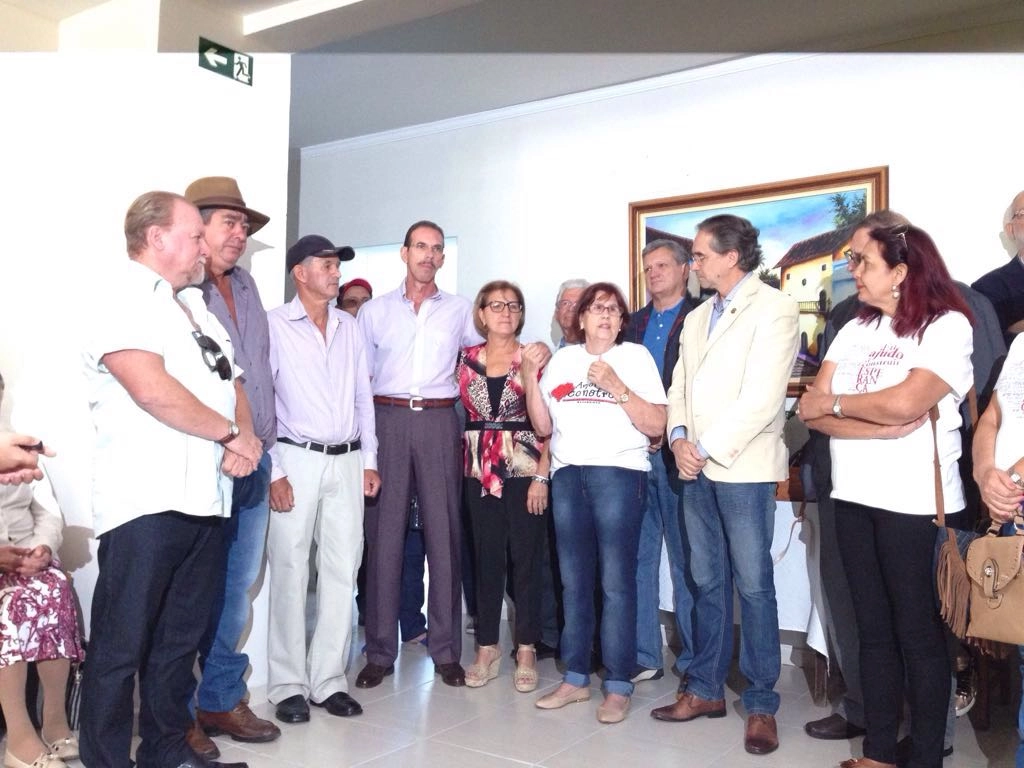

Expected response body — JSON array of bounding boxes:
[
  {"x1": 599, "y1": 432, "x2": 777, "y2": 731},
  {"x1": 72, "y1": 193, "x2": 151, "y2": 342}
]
[
  {"x1": 930, "y1": 404, "x2": 945, "y2": 526},
  {"x1": 931, "y1": 385, "x2": 980, "y2": 528}
]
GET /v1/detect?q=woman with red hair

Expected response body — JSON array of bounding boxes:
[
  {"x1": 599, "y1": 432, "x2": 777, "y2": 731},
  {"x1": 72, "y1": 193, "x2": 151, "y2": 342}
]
[{"x1": 798, "y1": 222, "x2": 973, "y2": 768}]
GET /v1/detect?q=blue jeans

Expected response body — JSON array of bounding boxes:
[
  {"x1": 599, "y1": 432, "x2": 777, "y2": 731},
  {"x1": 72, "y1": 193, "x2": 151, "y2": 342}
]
[
  {"x1": 400, "y1": 528, "x2": 427, "y2": 641},
  {"x1": 636, "y1": 456, "x2": 695, "y2": 674},
  {"x1": 682, "y1": 475, "x2": 780, "y2": 715},
  {"x1": 552, "y1": 465, "x2": 645, "y2": 697},
  {"x1": 195, "y1": 451, "x2": 271, "y2": 712}
]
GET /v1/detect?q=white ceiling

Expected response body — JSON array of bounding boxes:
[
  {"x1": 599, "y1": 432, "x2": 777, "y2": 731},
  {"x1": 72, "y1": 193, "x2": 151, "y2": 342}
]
[{"x1": 8, "y1": 0, "x2": 1024, "y2": 148}]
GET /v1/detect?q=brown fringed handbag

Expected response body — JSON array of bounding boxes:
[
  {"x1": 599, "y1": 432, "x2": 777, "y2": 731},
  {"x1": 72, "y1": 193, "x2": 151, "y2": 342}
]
[{"x1": 933, "y1": 403, "x2": 976, "y2": 639}]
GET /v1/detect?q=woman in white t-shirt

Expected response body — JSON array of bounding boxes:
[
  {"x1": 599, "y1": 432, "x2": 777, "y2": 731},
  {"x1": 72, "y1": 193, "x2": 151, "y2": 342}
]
[
  {"x1": 521, "y1": 282, "x2": 666, "y2": 725},
  {"x1": 972, "y1": 333, "x2": 1024, "y2": 768},
  {"x1": 797, "y1": 223, "x2": 974, "y2": 768}
]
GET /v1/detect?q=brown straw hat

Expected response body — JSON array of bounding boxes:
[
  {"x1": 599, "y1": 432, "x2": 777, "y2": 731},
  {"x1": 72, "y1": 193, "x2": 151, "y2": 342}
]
[{"x1": 184, "y1": 176, "x2": 270, "y2": 235}]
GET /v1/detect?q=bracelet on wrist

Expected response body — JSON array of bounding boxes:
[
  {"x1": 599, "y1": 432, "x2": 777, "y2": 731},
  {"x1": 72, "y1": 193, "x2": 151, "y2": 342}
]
[{"x1": 531, "y1": 475, "x2": 550, "y2": 485}]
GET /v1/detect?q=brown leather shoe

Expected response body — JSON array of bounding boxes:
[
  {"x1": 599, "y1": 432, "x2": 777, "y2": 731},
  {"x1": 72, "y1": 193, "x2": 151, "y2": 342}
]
[
  {"x1": 197, "y1": 702, "x2": 280, "y2": 743},
  {"x1": 839, "y1": 759, "x2": 897, "y2": 768},
  {"x1": 650, "y1": 691, "x2": 726, "y2": 722},
  {"x1": 745, "y1": 713, "x2": 779, "y2": 755},
  {"x1": 186, "y1": 719, "x2": 219, "y2": 761},
  {"x1": 356, "y1": 662, "x2": 395, "y2": 689}
]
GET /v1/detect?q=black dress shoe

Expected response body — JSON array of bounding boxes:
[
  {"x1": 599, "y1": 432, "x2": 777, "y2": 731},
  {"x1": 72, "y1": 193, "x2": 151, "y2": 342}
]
[
  {"x1": 175, "y1": 760, "x2": 249, "y2": 768},
  {"x1": 312, "y1": 691, "x2": 363, "y2": 717},
  {"x1": 804, "y1": 713, "x2": 867, "y2": 740},
  {"x1": 434, "y1": 662, "x2": 466, "y2": 686},
  {"x1": 274, "y1": 694, "x2": 310, "y2": 724},
  {"x1": 356, "y1": 662, "x2": 395, "y2": 688}
]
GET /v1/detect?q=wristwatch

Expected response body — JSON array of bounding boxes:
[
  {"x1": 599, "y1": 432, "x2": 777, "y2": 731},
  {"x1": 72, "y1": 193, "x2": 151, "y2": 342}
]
[
  {"x1": 618, "y1": 390, "x2": 630, "y2": 404},
  {"x1": 218, "y1": 421, "x2": 240, "y2": 445},
  {"x1": 1010, "y1": 471, "x2": 1024, "y2": 490},
  {"x1": 832, "y1": 396, "x2": 845, "y2": 419}
]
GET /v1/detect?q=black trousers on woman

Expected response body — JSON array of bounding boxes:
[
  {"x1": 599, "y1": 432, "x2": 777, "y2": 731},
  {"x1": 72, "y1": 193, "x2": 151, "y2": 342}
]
[
  {"x1": 464, "y1": 477, "x2": 546, "y2": 647},
  {"x1": 835, "y1": 499, "x2": 951, "y2": 768}
]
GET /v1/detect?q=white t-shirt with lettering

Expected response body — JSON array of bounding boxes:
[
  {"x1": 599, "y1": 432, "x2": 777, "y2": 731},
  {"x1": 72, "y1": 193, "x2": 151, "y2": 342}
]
[
  {"x1": 994, "y1": 334, "x2": 1024, "y2": 470},
  {"x1": 826, "y1": 311, "x2": 973, "y2": 516},
  {"x1": 539, "y1": 342, "x2": 667, "y2": 473}
]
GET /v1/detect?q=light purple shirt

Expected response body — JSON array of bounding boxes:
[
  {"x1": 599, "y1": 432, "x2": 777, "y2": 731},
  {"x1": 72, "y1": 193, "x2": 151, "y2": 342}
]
[
  {"x1": 357, "y1": 282, "x2": 482, "y2": 398},
  {"x1": 268, "y1": 297, "x2": 378, "y2": 480},
  {"x1": 201, "y1": 267, "x2": 276, "y2": 451}
]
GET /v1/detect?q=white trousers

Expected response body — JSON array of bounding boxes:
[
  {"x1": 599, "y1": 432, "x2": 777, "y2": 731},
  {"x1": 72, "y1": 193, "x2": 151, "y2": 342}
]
[{"x1": 266, "y1": 443, "x2": 363, "y2": 703}]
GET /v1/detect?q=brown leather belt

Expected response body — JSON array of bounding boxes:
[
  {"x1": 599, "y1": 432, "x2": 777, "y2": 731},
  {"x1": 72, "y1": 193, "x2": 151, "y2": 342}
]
[{"x1": 373, "y1": 395, "x2": 457, "y2": 411}]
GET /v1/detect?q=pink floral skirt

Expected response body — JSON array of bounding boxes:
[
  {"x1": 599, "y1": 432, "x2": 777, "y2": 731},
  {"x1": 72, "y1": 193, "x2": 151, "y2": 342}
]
[{"x1": 0, "y1": 565, "x2": 84, "y2": 666}]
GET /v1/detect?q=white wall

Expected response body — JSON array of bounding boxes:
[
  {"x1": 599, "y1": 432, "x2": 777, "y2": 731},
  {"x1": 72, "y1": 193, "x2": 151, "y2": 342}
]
[
  {"x1": 0, "y1": 50, "x2": 291, "y2": 689},
  {"x1": 299, "y1": 53, "x2": 1024, "y2": 346}
]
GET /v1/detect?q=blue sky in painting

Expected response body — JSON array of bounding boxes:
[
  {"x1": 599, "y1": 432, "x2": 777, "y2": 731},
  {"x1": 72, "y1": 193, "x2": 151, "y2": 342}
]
[{"x1": 647, "y1": 190, "x2": 866, "y2": 270}]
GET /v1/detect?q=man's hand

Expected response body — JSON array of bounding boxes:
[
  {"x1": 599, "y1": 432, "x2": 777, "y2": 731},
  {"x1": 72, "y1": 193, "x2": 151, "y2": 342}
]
[
  {"x1": 0, "y1": 432, "x2": 54, "y2": 483},
  {"x1": 671, "y1": 438, "x2": 706, "y2": 481},
  {"x1": 221, "y1": 451, "x2": 255, "y2": 478},
  {"x1": 17, "y1": 545, "x2": 52, "y2": 576},
  {"x1": 364, "y1": 469, "x2": 381, "y2": 498},
  {"x1": 270, "y1": 477, "x2": 295, "y2": 512},
  {"x1": 225, "y1": 430, "x2": 262, "y2": 467}
]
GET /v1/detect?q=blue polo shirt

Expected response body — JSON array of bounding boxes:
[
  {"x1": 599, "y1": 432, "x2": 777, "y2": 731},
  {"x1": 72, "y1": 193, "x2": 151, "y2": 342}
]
[{"x1": 641, "y1": 298, "x2": 684, "y2": 379}]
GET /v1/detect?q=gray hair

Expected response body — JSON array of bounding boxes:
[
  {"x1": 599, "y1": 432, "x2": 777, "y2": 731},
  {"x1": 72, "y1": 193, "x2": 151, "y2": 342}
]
[
  {"x1": 124, "y1": 191, "x2": 187, "y2": 257},
  {"x1": 642, "y1": 238, "x2": 690, "y2": 265},
  {"x1": 556, "y1": 278, "x2": 589, "y2": 303},
  {"x1": 1005, "y1": 191, "x2": 1024, "y2": 225},
  {"x1": 697, "y1": 214, "x2": 763, "y2": 273}
]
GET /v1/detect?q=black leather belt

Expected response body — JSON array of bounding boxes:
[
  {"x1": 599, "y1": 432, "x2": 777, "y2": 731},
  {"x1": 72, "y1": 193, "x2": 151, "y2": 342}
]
[
  {"x1": 277, "y1": 436, "x2": 361, "y2": 455},
  {"x1": 465, "y1": 420, "x2": 531, "y2": 431},
  {"x1": 373, "y1": 395, "x2": 457, "y2": 410}
]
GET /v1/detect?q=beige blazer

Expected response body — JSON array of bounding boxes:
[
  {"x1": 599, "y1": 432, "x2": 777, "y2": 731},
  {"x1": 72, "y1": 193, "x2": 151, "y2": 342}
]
[{"x1": 666, "y1": 274, "x2": 799, "y2": 483}]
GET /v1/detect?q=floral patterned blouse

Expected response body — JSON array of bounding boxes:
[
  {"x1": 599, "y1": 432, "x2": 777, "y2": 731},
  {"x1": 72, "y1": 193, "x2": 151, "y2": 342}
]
[{"x1": 457, "y1": 343, "x2": 544, "y2": 498}]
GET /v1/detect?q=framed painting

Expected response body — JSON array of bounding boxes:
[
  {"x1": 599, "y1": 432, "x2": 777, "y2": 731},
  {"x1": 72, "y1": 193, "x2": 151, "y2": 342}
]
[{"x1": 629, "y1": 167, "x2": 888, "y2": 392}]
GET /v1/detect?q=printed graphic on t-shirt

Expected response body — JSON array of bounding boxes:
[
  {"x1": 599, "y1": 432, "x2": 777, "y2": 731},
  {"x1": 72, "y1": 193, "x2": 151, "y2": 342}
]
[
  {"x1": 853, "y1": 343, "x2": 906, "y2": 393},
  {"x1": 999, "y1": 362, "x2": 1024, "y2": 420},
  {"x1": 550, "y1": 381, "x2": 616, "y2": 405}
]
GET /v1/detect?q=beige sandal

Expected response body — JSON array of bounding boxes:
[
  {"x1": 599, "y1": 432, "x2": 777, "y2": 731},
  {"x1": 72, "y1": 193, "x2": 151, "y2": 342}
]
[
  {"x1": 514, "y1": 644, "x2": 538, "y2": 693},
  {"x1": 466, "y1": 644, "x2": 501, "y2": 687}
]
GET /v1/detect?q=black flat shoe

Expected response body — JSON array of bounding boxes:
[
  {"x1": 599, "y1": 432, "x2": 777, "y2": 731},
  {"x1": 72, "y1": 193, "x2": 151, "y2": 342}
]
[
  {"x1": 274, "y1": 694, "x2": 310, "y2": 724},
  {"x1": 434, "y1": 662, "x2": 466, "y2": 687},
  {"x1": 312, "y1": 691, "x2": 363, "y2": 717}
]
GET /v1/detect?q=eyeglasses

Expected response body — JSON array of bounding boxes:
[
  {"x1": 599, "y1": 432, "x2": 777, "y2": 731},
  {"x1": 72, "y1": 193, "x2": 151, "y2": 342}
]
[
  {"x1": 1011, "y1": 209, "x2": 1024, "y2": 221},
  {"x1": 410, "y1": 242, "x2": 444, "y2": 255},
  {"x1": 484, "y1": 300, "x2": 524, "y2": 313},
  {"x1": 341, "y1": 297, "x2": 371, "y2": 308},
  {"x1": 192, "y1": 331, "x2": 232, "y2": 381},
  {"x1": 587, "y1": 303, "x2": 623, "y2": 317},
  {"x1": 556, "y1": 299, "x2": 577, "y2": 310}
]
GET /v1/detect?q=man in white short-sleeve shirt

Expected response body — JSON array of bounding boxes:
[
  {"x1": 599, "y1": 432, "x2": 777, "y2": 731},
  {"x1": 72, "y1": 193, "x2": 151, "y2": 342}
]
[{"x1": 79, "y1": 191, "x2": 262, "y2": 768}]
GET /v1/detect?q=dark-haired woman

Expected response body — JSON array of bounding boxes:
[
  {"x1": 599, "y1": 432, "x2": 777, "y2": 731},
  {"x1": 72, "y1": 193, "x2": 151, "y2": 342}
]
[
  {"x1": 522, "y1": 282, "x2": 666, "y2": 725},
  {"x1": 798, "y1": 223, "x2": 973, "y2": 768}
]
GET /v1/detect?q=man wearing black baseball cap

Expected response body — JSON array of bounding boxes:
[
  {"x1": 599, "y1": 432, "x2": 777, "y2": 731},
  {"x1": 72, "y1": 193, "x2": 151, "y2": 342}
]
[{"x1": 265, "y1": 234, "x2": 379, "y2": 724}]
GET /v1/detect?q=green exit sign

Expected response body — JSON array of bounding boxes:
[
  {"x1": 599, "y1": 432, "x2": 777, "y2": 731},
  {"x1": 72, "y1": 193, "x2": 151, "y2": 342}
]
[{"x1": 198, "y1": 37, "x2": 253, "y2": 87}]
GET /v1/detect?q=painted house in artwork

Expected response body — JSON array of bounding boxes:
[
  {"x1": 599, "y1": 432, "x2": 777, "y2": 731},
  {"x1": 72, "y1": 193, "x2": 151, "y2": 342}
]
[{"x1": 774, "y1": 225, "x2": 855, "y2": 373}]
